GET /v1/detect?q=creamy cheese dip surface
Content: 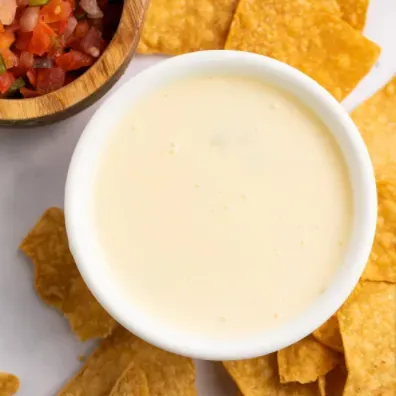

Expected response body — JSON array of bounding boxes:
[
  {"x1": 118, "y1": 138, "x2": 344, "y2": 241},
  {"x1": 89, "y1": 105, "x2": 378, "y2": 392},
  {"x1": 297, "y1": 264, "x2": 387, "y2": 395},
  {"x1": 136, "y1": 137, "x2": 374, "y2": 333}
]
[{"x1": 93, "y1": 75, "x2": 353, "y2": 340}]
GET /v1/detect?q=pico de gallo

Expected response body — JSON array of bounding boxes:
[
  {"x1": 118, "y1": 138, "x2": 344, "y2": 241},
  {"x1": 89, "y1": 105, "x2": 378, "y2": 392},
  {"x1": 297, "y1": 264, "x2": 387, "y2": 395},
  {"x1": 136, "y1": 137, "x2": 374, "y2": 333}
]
[{"x1": 0, "y1": 0, "x2": 122, "y2": 98}]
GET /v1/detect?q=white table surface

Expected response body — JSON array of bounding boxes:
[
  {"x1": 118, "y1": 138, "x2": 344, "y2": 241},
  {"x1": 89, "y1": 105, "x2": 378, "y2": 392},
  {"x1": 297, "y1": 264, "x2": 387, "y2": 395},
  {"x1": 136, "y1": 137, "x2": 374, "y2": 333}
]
[{"x1": 0, "y1": 1, "x2": 395, "y2": 394}]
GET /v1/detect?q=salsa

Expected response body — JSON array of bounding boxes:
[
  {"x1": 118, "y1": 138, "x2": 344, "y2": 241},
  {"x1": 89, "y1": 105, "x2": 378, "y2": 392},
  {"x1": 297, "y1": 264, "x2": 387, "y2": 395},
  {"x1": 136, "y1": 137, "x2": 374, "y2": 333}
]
[{"x1": 0, "y1": 0, "x2": 123, "y2": 98}]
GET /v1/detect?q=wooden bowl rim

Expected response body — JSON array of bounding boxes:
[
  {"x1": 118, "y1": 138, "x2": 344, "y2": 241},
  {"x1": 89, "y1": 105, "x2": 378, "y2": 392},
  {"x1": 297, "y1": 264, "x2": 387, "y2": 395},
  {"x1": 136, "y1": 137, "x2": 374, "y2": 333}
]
[{"x1": 0, "y1": 0, "x2": 148, "y2": 124}]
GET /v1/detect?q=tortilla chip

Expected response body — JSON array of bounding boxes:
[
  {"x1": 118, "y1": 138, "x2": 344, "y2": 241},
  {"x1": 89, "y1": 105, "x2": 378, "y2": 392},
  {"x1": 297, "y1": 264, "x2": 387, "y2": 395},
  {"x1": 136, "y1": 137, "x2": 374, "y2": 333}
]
[
  {"x1": 223, "y1": 354, "x2": 319, "y2": 396},
  {"x1": 63, "y1": 276, "x2": 118, "y2": 341},
  {"x1": 58, "y1": 327, "x2": 141, "y2": 396},
  {"x1": 20, "y1": 207, "x2": 79, "y2": 309},
  {"x1": 351, "y1": 75, "x2": 396, "y2": 179},
  {"x1": 362, "y1": 180, "x2": 396, "y2": 283},
  {"x1": 337, "y1": 281, "x2": 396, "y2": 395},
  {"x1": 20, "y1": 208, "x2": 117, "y2": 341},
  {"x1": 277, "y1": 337, "x2": 340, "y2": 384},
  {"x1": 109, "y1": 364, "x2": 150, "y2": 396},
  {"x1": 225, "y1": 0, "x2": 380, "y2": 101},
  {"x1": 324, "y1": 365, "x2": 347, "y2": 396},
  {"x1": 109, "y1": 345, "x2": 196, "y2": 396},
  {"x1": 318, "y1": 377, "x2": 326, "y2": 396},
  {"x1": 338, "y1": 0, "x2": 369, "y2": 31},
  {"x1": 0, "y1": 373, "x2": 19, "y2": 396},
  {"x1": 138, "y1": 0, "x2": 239, "y2": 55},
  {"x1": 312, "y1": 316, "x2": 343, "y2": 353},
  {"x1": 60, "y1": 326, "x2": 197, "y2": 396}
]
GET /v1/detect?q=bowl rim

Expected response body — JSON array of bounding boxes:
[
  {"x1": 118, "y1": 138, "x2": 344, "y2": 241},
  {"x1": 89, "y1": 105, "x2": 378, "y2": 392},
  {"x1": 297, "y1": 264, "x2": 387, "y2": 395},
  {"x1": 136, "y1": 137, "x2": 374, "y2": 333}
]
[
  {"x1": 0, "y1": 0, "x2": 148, "y2": 126},
  {"x1": 65, "y1": 50, "x2": 377, "y2": 360}
]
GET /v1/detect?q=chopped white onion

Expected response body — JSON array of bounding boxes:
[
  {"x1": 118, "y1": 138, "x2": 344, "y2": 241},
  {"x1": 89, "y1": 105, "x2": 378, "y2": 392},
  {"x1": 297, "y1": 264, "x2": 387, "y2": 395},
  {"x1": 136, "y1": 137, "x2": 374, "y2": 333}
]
[
  {"x1": 63, "y1": 15, "x2": 78, "y2": 40},
  {"x1": 0, "y1": 0, "x2": 17, "y2": 26},
  {"x1": 19, "y1": 7, "x2": 40, "y2": 32},
  {"x1": 80, "y1": 0, "x2": 104, "y2": 19}
]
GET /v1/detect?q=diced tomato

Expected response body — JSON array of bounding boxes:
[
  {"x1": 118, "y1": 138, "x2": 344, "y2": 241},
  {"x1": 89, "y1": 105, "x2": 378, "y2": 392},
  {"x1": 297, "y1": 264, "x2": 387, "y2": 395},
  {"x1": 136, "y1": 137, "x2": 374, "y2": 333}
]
[
  {"x1": 0, "y1": 71, "x2": 15, "y2": 94},
  {"x1": 14, "y1": 32, "x2": 32, "y2": 51},
  {"x1": 9, "y1": 66, "x2": 25, "y2": 78},
  {"x1": 0, "y1": 23, "x2": 5, "y2": 33},
  {"x1": 74, "y1": 19, "x2": 89, "y2": 38},
  {"x1": 64, "y1": 0, "x2": 76, "y2": 9},
  {"x1": 40, "y1": 0, "x2": 72, "y2": 23},
  {"x1": 49, "y1": 19, "x2": 68, "y2": 34},
  {"x1": 0, "y1": 31, "x2": 15, "y2": 49},
  {"x1": 20, "y1": 87, "x2": 40, "y2": 98},
  {"x1": 36, "y1": 67, "x2": 65, "y2": 93},
  {"x1": 26, "y1": 68, "x2": 36, "y2": 86},
  {"x1": 79, "y1": 27, "x2": 104, "y2": 57},
  {"x1": 55, "y1": 49, "x2": 93, "y2": 71},
  {"x1": 29, "y1": 21, "x2": 56, "y2": 56},
  {"x1": 66, "y1": 36, "x2": 81, "y2": 51},
  {"x1": 0, "y1": 48, "x2": 18, "y2": 68},
  {"x1": 19, "y1": 51, "x2": 34, "y2": 69}
]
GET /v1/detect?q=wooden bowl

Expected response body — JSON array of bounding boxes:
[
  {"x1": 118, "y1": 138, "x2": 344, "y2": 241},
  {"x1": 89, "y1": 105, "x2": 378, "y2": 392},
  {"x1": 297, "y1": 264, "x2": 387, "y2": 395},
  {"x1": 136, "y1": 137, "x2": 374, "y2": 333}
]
[{"x1": 0, "y1": 0, "x2": 149, "y2": 127}]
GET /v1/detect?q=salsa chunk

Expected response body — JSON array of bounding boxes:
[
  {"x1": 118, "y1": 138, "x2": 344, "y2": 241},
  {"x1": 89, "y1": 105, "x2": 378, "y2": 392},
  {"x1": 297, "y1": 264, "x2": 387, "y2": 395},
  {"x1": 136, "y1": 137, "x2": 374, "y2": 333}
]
[{"x1": 0, "y1": 0, "x2": 122, "y2": 98}]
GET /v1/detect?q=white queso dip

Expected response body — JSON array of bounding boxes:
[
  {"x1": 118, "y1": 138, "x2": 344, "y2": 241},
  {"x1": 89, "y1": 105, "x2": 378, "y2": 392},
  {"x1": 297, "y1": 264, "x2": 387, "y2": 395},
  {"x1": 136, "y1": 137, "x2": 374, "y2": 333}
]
[{"x1": 93, "y1": 75, "x2": 353, "y2": 340}]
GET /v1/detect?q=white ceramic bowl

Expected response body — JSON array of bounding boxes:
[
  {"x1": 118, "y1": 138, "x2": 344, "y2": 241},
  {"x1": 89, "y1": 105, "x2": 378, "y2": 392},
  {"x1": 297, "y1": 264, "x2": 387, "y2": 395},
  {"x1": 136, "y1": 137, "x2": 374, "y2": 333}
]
[{"x1": 65, "y1": 50, "x2": 377, "y2": 361}]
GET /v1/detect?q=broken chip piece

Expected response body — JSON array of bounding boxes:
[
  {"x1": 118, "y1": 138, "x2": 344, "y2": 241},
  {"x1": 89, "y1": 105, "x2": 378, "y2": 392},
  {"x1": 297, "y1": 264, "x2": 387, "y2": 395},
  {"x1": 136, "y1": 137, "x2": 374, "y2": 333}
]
[
  {"x1": 138, "y1": 0, "x2": 239, "y2": 55},
  {"x1": 277, "y1": 336, "x2": 341, "y2": 384},
  {"x1": 223, "y1": 354, "x2": 319, "y2": 396},
  {"x1": 109, "y1": 343, "x2": 196, "y2": 396},
  {"x1": 312, "y1": 315, "x2": 344, "y2": 353},
  {"x1": 337, "y1": 281, "x2": 396, "y2": 395},
  {"x1": 20, "y1": 207, "x2": 117, "y2": 341},
  {"x1": 0, "y1": 373, "x2": 19, "y2": 396},
  {"x1": 225, "y1": 0, "x2": 380, "y2": 101}
]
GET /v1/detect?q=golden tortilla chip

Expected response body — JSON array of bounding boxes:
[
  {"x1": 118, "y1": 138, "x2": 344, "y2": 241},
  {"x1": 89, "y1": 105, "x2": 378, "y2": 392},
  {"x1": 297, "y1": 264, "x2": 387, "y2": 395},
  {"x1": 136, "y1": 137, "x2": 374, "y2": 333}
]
[
  {"x1": 338, "y1": 0, "x2": 369, "y2": 31},
  {"x1": 362, "y1": 180, "x2": 396, "y2": 283},
  {"x1": 63, "y1": 276, "x2": 118, "y2": 341},
  {"x1": 0, "y1": 373, "x2": 19, "y2": 396},
  {"x1": 138, "y1": 0, "x2": 239, "y2": 55},
  {"x1": 109, "y1": 364, "x2": 149, "y2": 396},
  {"x1": 20, "y1": 208, "x2": 117, "y2": 341},
  {"x1": 277, "y1": 337, "x2": 341, "y2": 384},
  {"x1": 312, "y1": 316, "x2": 343, "y2": 353},
  {"x1": 58, "y1": 327, "x2": 141, "y2": 396},
  {"x1": 109, "y1": 345, "x2": 196, "y2": 396},
  {"x1": 223, "y1": 354, "x2": 319, "y2": 396},
  {"x1": 351, "y1": 75, "x2": 396, "y2": 179},
  {"x1": 337, "y1": 281, "x2": 396, "y2": 395},
  {"x1": 20, "y1": 207, "x2": 79, "y2": 309},
  {"x1": 323, "y1": 364, "x2": 347, "y2": 396},
  {"x1": 225, "y1": 0, "x2": 380, "y2": 101},
  {"x1": 60, "y1": 326, "x2": 197, "y2": 396}
]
